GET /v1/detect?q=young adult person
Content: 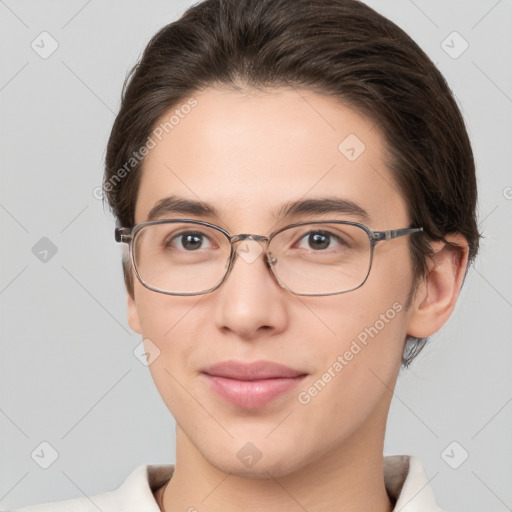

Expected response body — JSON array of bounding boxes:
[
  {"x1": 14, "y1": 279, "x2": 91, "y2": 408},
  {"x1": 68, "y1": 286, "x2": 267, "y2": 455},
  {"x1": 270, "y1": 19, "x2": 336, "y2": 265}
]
[{"x1": 13, "y1": 0, "x2": 479, "y2": 510}]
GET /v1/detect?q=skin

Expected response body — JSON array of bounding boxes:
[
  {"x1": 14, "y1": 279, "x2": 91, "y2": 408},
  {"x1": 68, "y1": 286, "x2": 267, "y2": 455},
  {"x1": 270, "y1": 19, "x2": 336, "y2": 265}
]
[{"x1": 126, "y1": 86, "x2": 468, "y2": 512}]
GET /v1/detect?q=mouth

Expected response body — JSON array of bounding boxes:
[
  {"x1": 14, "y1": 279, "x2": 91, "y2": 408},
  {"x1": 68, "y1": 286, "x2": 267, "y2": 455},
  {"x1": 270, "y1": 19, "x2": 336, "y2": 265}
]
[{"x1": 201, "y1": 360, "x2": 308, "y2": 409}]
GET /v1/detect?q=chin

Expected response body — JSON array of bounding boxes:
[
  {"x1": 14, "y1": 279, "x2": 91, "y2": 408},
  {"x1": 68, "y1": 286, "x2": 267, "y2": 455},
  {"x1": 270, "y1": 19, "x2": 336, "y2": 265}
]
[{"x1": 200, "y1": 440, "x2": 310, "y2": 479}]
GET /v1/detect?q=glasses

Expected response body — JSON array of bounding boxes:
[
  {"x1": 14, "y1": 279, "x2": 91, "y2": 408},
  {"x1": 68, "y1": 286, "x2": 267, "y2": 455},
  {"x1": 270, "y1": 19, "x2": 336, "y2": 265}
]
[{"x1": 115, "y1": 219, "x2": 423, "y2": 296}]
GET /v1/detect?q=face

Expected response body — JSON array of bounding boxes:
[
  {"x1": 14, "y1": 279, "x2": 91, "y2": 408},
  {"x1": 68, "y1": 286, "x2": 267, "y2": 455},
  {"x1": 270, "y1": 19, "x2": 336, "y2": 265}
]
[{"x1": 127, "y1": 86, "x2": 416, "y2": 478}]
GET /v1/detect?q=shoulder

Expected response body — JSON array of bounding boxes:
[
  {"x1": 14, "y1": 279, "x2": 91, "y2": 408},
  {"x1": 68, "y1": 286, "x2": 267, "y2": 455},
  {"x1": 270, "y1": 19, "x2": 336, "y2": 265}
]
[{"x1": 9, "y1": 464, "x2": 175, "y2": 512}]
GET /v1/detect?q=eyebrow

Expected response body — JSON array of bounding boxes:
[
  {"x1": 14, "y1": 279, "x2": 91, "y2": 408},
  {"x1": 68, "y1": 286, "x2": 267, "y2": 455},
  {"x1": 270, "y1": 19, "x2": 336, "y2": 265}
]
[{"x1": 145, "y1": 195, "x2": 370, "y2": 224}]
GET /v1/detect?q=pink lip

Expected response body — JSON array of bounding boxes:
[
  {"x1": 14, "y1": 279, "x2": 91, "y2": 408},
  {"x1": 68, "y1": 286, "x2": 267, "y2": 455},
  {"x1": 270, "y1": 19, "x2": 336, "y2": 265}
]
[{"x1": 202, "y1": 360, "x2": 307, "y2": 408}]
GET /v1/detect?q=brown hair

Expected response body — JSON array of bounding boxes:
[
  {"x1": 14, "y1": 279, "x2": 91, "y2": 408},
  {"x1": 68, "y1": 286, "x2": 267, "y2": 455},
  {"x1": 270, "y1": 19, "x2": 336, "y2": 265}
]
[{"x1": 103, "y1": 0, "x2": 480, "y2": 367}]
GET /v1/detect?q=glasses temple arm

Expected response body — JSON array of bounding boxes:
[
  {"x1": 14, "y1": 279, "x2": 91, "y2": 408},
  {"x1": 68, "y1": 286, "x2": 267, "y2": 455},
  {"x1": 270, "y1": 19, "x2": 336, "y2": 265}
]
[
  {"x1": 372, "y1": 227, "x2": 424, "y2": 242},
  {"x1": 115, "y1": 227, "x2": 133, "y2": 243}
]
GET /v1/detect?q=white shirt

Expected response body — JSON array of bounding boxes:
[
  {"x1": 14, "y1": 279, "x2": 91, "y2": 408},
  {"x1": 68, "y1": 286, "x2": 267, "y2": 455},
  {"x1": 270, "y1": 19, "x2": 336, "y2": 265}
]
[{"x1": 11, "y1": 455, "x2": 446, "y2": 511}]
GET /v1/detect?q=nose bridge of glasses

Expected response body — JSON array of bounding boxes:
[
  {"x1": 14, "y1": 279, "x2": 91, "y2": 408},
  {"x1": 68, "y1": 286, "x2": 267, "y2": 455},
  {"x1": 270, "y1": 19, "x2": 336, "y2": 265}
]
[{"x1": 230, "y1": 234, "x2": 270, "y2": 265}]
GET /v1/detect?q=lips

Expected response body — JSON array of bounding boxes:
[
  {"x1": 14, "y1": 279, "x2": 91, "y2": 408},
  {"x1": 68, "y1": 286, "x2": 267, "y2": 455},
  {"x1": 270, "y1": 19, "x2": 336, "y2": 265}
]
[
  {"x1": 203, "y1": 360, "x2": 306, "y2": 380},
  {"x1": 202, "y1": 360, "x2": 307, "y2": 408}
]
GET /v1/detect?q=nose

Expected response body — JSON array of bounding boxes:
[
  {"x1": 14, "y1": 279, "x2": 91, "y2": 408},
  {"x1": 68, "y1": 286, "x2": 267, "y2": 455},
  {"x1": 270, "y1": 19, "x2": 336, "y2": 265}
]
[{"x1": 212, "y1": 238, "x2": 289, "y2": 339}]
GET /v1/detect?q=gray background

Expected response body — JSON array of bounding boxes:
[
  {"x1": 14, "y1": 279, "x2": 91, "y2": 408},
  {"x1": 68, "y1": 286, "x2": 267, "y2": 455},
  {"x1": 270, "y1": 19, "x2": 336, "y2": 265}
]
[{"x1": 1, "y1": 0, "x2": 511, "y2": 510}]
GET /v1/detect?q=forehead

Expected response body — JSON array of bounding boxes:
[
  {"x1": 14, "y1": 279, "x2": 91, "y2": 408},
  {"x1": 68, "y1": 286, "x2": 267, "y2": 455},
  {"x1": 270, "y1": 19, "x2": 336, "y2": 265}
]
[{"x1": 134, "y1": 86, "x2": 409, "y2": 230}]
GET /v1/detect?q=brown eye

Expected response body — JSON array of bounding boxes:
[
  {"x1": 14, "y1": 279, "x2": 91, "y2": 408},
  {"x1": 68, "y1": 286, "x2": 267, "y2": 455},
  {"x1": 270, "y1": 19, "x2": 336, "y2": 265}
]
[
  {"x1": 167, "y1": 231, "x2": 208, "y2": 251},
  {"x1": 295, "y1": 230, "x2": 348, "y2": 252}
]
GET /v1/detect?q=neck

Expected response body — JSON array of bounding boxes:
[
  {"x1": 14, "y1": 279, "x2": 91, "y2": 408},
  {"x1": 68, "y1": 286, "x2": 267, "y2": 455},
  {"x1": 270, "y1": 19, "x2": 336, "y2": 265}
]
[{"x1": 160, "y1": 407, "x2": 394, "y2": 512}]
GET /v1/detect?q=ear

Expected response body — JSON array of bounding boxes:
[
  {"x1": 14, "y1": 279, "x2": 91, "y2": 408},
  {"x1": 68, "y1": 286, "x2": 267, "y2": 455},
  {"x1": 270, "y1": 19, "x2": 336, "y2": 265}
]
[
  {"x1": 406, "y1": 234, "x2": 469, "y2": 338},
  {"x1": 127, "y1": 291, "x2": 142, "y2": 335}
]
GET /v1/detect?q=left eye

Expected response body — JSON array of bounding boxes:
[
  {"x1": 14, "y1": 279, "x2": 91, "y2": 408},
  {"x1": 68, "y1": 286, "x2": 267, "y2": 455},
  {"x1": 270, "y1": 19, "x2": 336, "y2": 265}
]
[{"x1": 296, "y1": 231, "x2": 344, "y2": 251}]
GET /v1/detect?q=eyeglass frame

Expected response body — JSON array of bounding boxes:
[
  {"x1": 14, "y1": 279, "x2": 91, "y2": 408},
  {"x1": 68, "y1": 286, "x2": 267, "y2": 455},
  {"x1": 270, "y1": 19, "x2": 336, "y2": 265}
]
[{"x1": 115, "y1": 219, "x2": 423, "y2": 297}]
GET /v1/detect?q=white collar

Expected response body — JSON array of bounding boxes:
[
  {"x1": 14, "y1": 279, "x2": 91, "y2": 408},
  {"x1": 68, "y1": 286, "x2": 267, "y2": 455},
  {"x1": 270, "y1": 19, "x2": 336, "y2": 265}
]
[
  {"x1": 15, "y1": 455, "x2": 442, "y2": 511},
  {"x1": 117, "y1": 455, "x2": 442, "y2": 511}
]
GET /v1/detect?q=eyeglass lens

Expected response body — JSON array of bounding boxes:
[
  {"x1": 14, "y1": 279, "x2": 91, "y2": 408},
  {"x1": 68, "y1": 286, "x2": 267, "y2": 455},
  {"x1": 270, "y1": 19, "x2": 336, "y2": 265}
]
[{"x1": 132, "y1": 221, "x2": 372, "y2": 295}]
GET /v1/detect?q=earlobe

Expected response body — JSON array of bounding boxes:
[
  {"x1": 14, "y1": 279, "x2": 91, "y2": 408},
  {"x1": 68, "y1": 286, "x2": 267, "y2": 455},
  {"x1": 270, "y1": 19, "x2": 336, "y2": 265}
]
[
  {"x1": 406, "y1": 234, "x2": 469, "y2": 339},
  {"x1": 127, "y1": 291, "x2": 142, "y2": 334}
]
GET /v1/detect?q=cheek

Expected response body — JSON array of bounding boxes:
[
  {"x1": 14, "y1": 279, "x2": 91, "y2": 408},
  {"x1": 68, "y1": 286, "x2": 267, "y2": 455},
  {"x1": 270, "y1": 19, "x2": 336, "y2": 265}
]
[
  {"x1": 296, "y1": 271, "x2": 411, "y2": 402},
  {"x1": 133, "y1": 287, "x2": 201, "y2": 388},
  {"x1": 302, "y1": 289, "x2": 408, "y2": 380},
  {"x1": 291, "y1": 296, "x2": 408, "y2": 449},
  {"x1": 134, "y1": 282, "x2": 202, "y2": 341}
]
